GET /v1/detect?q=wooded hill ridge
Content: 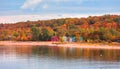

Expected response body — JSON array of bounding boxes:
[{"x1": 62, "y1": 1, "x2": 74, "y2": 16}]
[{"x1": 0, "y1": 15, "x2": 120, "y2": 42}]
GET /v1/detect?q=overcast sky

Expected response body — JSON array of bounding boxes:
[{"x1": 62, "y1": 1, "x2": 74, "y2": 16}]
[{"x1": 0, "y1": 0, "x2": 120, "y2": 23}]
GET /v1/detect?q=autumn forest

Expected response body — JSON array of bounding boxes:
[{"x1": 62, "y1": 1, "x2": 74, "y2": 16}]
[{"x1": 0, "y1": 15, "x2": 120, "y2": 42}]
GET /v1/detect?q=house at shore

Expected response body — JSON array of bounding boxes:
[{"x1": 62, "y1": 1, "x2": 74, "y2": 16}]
[
  {"x1": 51, "y1": 36, "x2": 59, "y2": 41},
  {"x1": 80, "y1": 37, "x2": 83, "y2": 42},
  {"x1": 63, "y1": 36, "x2": 75, "y2": 42},
  {"x1": 62, "y1": 36, "x2": 67, "y2": 42},
  {"x1": 51, "y1": 35, "x2": 84, "y2": 42},
  {"x1": 71, "y1": 36, "x2": 76, "y2": 42},
  {"x1": 67, "y1": 37, "x2": 72, "y2": 42}
]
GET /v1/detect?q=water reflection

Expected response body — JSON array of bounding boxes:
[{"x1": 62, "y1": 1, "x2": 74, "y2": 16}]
[
  {"x1": 0, "y1": 45, "x2": 120, "y2": 69},
  {"x1": 32, "y1": 46, "x2": 120, "y2": 61},
  {"x1": 0, "y1": 45, "x2": 120, "y2": 61}
]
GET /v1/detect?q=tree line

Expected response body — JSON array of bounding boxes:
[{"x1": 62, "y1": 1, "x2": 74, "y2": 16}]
[{"x1": 0, "y1": 15, "x2": 120, "y2": 42}]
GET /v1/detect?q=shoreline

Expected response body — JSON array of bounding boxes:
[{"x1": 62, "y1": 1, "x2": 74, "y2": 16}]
[{"x1": 0, "y1": 41, "x2": 120, "y2": 49}]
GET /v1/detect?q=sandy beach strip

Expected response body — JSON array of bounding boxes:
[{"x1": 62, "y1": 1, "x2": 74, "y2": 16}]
[{"x1": 0, "y1": 41, "x2": 120, "y2": 50}]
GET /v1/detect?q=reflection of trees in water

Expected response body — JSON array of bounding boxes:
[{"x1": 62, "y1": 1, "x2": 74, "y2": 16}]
[
  {"x1": 32, "y1": 46, "x2": 50, "y2": 55},
  {"x1": 31, "y1": 46, "x2": 120, "y2": 61},
  {"x1": 1, "y1": 46, "x2": 120, "y2": 61},
  {"x1": 15, "y1": 46, "x2": 32, "y2": 57}
]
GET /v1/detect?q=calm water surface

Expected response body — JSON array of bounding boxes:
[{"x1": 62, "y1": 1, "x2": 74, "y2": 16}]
[{"x1": 0, "y1": 45, "x2": 120, "y2": 69}]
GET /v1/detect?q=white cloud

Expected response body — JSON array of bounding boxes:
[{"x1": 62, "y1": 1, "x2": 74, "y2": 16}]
[
  {"x1": 1, "y1": 12, "x2": 120, "y2": 23},
  {"x1": 0, "y1": 14, "x2": 88, "y2": 23},
  {"x1": 21, "y1": 0, "x2": 42, "y2": 10},
  {"x1": 20, "y1": 0, "x2": 84, "y2": 10}
]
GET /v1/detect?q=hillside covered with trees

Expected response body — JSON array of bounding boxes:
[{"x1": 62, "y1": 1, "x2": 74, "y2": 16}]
[{"x1": 0, "y1": 15, "x2": 120, "y2": 43}]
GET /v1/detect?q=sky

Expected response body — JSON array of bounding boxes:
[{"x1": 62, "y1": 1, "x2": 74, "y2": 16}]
[{"x1": 0, "y1": 0, "x2": 120, "y2": 23}]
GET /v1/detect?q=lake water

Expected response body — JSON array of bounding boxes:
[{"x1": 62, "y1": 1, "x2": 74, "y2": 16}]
[{"x1": 0, "y1": 45, "x2": 120, "y2": 69}]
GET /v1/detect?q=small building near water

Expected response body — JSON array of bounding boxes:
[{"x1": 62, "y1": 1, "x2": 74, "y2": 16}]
[
  {"x1": 80, "y1": 37, "x2": 83, "y2": 42},
  {"x1": 71, "y1": 36, "x2": 76, "y2": 42},
  {"x1": 62, "y1": 36, "x2": 75, "y2": 42},
  {"x1": 67, "y1": 37, "x2": 72, "y2": 42},
  {"x1": 51, "y1": 36, "x2": 59, "y2": 41},
  {"x1": 62, "y1": 36, "x2": 67, "y2": 42}
]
